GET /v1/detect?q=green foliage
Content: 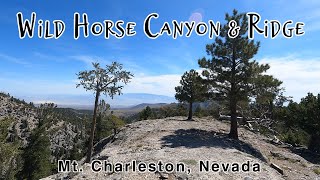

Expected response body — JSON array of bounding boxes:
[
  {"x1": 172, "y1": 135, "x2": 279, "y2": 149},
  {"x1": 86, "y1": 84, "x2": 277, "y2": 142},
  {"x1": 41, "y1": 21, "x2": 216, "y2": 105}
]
[
  {"x1": 276, "y1": 93, "x2": 320, "y2": 152},
  {"x1": 109, "y1": 115, "x2": 125, "y2": 134},
  {"x1": 0, "y1": 117, "x2": 22, "y2": 179},
  {"x1": 175, "y1": 69, "x2": 207, "y2": 104},
  {"x1": 0, "y1": 97, "x2": 90, "y2": 178},
  {"x1": 0, "y1": 117, "x2": 14, "y2": 141},
  {"x1": 157, "y1": 103, "x2": 188, "y2": 118},
  {"x1": 46, "y1": 107, "x2": 89, "y2": 162},
  {"x1": 193, "y1": 105, "x2": 220, "y2": 118},
  {"x1": 181, "y1": 159, "x2": 197, "y2": 165},
  {"x1": 194, "y1": 106, "x2": 203, "y2": 118},
  {"x1": 54, "y1": 108, "x2": 91, "y2": 128},
  {"x1": 95, "y1": 108, "x2": 126, "y2": 143},
  {"x1": 275, "y1": 102, "x2": 300, "y2": 128},
  {"x1": 198, "y1": 10, "x2": 266, "y2": 103},
  {"x1": 69, "y1": 142, "x2": 85, "y2": 161},
  {"x1": 95, "y1": 100, "x2": 111, "y2": 143},
  {"x1": 313, "y1": 168, "x2": 320, "y2": 175},
  {"x1": 76, "y1": 62, "x2": 133, "y2": 162},
  {"x1": 0, "y1": 142, "x2": 22, "y2": 180},
  {"x1": 76, "y1": 62, "x2": 133, "y2": 98},
  {"x1": 280, "y1": 129, "x2": 310, "y2": 146},
  {"x1": 299, "y1": 93, "x2": 320, "y2": 151},
  {"x1": 17, "y1": 103, "x2": 58, "y2": 179},
  {"x1": 18, "y1": 129, "x2": 53, "y2": 180},
  {"x1": 95, "y1": 100, "x2": 125, "y2": 141},
  {"x1": 198, "y1": 9, "x2": 276, "y2": 139},
  {"x1": 175, "y1": 69, "x2": 208, "y2": 120},
  {"x1": 299, "y1": 93, "x2": 320, "y2": 136},
  {"x1": 37, "y1": 103, "x2": 57, "y2": 127},
  {"x1": 131, "y1": 103, "x2": 188, "y2": 120},
  {"x1": 133, "y1": 102, "x2": 220, "y2": 120},
  {"x1": 253, "y1": 75, "x2": 283, "y2": 104},
  {"x1": 250, "y1": 75, "x2": 285, "y2": 119},
  {"x1": 139, "y1": 106, "x2": 154, "y2": 120}
]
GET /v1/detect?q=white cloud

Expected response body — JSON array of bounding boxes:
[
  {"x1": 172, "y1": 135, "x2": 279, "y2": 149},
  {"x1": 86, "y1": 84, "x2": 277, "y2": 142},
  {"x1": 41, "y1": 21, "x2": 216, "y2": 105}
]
[
  {"x1": 259, "y1": 56, "x2": 320, "y2": 101},
  {"x1": 124, "y1": 74, "x2": 181, "y2": 97},
  {"x1": 0, "y1": 52, "x2": 183, "y2": 99},
  {"x1": 66, "y1": 55, "x2": 185, "y2": 97},
  {"x1": 0, "y1": 53, "x2": 30, "y2": 66},
  {"x1": 0, "y1": 78, "x2": 89, "y2": 96},
  {"x1": 4, "y1": 54, "x2": 318, "y2": 104}
]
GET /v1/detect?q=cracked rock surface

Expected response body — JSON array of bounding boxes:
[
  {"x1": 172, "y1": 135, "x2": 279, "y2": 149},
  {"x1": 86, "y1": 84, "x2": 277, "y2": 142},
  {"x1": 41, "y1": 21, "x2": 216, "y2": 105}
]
[{"x1": 43, "y1": 117, "x2": 320, "y2": 179}]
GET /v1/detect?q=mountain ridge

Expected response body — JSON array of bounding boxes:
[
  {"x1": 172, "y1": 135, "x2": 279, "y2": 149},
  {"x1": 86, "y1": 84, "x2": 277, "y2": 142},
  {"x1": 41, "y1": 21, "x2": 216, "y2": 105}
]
[{"x1": 44, "y1": 117, "x2": 320, "y2": 180}]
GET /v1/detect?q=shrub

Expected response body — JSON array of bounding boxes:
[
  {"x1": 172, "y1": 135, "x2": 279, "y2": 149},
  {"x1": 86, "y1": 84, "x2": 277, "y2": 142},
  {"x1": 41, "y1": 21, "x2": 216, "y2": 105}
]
[{"x1": 280, "y1": 129, "x2": 309, "y2": 146}]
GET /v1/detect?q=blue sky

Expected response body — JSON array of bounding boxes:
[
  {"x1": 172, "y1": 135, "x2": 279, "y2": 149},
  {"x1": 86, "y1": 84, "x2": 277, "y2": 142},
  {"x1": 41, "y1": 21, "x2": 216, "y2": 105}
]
[{"x1": 0, "y1": 0, "x2": 320, "y2": 106}]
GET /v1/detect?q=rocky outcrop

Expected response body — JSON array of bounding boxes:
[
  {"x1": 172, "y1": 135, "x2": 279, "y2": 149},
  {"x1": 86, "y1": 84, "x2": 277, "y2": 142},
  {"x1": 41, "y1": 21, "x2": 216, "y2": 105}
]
[
  {"x1": 43, "y1": 117, "x2": 320, "y2": 180},
  {"x1": 48, "y1": 121, "x2": 86, "y2": 161},
  {"x1": 0, "y1": 93, "x2": 38, "y2": 145},
  {"x1": 0, "y1": 93, "x2": 86, "y2": 176}
]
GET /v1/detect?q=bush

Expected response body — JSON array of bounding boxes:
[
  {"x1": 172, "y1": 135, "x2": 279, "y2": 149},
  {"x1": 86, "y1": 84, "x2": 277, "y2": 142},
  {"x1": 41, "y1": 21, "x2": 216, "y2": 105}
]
[
  {"x1": 280, "y1": 129, "x2": 309, "y2": 146},
  {"x1": 308, "y1": 135, "x2": 320, "y2": 153},
  {"x1": 313, "y1": 168, "x2": 320, "y2": 175},
  {"x1": 194, "y1": 106, "x2": 204, "y2": 118},
  {"x1": 139, "y1": 106, "x2": 154, "y2": 120}
]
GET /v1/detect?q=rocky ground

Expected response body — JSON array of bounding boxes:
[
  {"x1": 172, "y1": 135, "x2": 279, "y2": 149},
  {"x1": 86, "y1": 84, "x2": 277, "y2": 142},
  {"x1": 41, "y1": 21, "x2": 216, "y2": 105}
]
[
  {"x1": 0, "y1": 94, "x2": 38, "y2": 145},
  {"x1": 44, "y1": 117, "x2": 320, "y2": 180}
]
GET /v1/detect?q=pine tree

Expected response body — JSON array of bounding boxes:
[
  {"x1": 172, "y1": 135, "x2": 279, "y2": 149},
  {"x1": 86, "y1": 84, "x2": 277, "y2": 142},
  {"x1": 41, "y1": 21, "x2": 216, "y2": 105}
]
[
  {"x1": 252, "y1": 75, "x2": 284, "y2": 119},
  {"x1": 76, "y1": 62, "x2": 133, "y2": 163},
  {"x1": 198, "y1": 10, "x2": 270, "y2": 139},
  {"x1": 175, "y1": 69, "x2": 208, "y2": 120},
  {"x1": 139, "y1": 106, "x2": 153, "y2": 120},
  {"x1": 18, "y1": 103, "x2": 57, "y2": 179},
  {"x1": 298, "y1": 93, "x2": 320, "y2": 152},
  {"x1": 109, "y1": 114, "x2": 125, "y2": 135},
  {"x1": 18, "y1": 128, "x2": 52, "y2": 179}
]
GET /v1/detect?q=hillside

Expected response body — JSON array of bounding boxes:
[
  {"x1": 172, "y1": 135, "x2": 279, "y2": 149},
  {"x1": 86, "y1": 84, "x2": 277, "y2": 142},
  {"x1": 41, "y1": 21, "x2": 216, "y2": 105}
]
[
  {"x1": 44, "y1": 117, "x2": 320, "y2": 180},
  {"x1": 0, "y1": 93, "x2": 38, "y2": 145},
  {"x1": 0, "y1": 93, "x2": 90, "y2": 179}
]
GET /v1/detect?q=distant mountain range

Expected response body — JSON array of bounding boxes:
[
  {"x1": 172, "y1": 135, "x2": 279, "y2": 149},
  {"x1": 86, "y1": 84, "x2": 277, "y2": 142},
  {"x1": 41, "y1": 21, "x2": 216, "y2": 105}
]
[{"x1": 18, "y1": 93, "x2": 176, "y2": 109}]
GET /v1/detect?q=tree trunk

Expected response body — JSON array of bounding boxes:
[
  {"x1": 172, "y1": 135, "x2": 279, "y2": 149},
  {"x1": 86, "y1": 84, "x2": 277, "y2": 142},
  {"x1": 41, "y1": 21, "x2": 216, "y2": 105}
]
[
  {"x1": 229, "y1": 43, "x2": 238, "y2": 140},
  {"x1": 268, "y1": 100, "x2": 274, "y2": 119},
  {"x1": 85, "y1": 90, "x2": 100, "y2": 163},
  {"x1": 229, "y1": 97, "x2": 238, "y2": 139},
  {"x1": 113, "y1": 128, "x2": 117, "y2": 136},
  {"x1": 188, "y1": 102, "x2": 193, "y2": 120}
]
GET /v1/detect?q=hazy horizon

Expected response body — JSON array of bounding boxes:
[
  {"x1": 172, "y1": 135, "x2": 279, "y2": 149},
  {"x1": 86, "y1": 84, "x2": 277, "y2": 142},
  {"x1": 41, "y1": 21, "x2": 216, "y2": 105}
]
[{"x1": 6, "y1": 92, "x2": 176, "y2": 108}]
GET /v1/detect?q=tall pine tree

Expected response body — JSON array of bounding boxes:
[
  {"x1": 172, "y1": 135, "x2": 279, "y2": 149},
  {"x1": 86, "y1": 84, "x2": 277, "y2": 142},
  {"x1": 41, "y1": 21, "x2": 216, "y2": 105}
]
[
  {"x1": 18, "y1": 103, "x2": 56, "y2": 179},
  {"x1": 175, "y1": 69, "x2": 208, "y2": 120},
  {"x1": 18, "y1": 129, "x2": 52, "y2": 179},
  {"x1": 198, "y1": 10, "x2": 269, "y2": 139}
]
